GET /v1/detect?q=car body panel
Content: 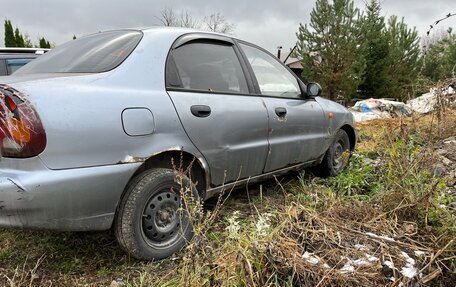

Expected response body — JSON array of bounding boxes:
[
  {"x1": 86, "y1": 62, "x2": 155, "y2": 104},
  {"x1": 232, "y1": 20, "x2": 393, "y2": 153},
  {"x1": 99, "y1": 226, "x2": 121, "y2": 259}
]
[
  {"x1": 262, "y1": 97, "x2": 328, "y2": 172},
  {"x1": 0, "y1": 156, "x2": 140, "y2": 230},
  {"x1": 316, "y1": 96, "x2": 355, "y2": 134},
  {"x1": 168, "y1": 91, "x2": 269, "y2": 185}
]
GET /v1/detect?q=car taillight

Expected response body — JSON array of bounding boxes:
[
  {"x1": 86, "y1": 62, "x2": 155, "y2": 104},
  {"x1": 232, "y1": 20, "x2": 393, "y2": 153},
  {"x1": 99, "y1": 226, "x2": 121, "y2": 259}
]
[{"x1": 0, "y1": 85, "x2": 46, "y2": 158}]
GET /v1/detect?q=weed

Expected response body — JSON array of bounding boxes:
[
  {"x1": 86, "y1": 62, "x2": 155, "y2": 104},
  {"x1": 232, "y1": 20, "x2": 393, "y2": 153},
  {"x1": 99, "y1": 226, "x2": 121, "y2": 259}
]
[{"x1": 329, "y1": 153, "x2": 379, "y2": 197}]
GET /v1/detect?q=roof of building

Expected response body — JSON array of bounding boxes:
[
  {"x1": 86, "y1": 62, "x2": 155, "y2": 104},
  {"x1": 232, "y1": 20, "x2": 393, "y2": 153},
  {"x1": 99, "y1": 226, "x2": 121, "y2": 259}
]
[{"x1": 279, "y1": 52, "x2": 302, "y2": 69}]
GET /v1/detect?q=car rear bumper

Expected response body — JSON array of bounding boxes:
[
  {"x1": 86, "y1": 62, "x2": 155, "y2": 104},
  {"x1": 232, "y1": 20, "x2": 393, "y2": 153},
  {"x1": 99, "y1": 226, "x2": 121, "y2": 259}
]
[{"x1": 0, "y1": 157, "x2": 140, "y2": 231}]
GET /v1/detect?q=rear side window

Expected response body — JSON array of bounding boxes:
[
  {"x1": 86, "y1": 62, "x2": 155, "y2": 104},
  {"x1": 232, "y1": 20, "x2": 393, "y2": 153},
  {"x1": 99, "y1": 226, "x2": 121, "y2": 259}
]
[
  {"x1": 240, "y1": 43, "x2": 301, "y2": 98},
  {"x1": 167, "y1": 42, "x2": 248, "y2": 94},
  {"x1": 15, "y1": 30, "x2": 142, "y2": 74},
  {"x1": 6, "y1": 59, "x2": 32, "y2": 74}
]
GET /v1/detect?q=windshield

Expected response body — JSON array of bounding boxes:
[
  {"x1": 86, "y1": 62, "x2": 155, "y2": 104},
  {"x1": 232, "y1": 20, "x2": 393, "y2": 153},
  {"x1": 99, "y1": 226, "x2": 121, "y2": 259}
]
[{"x1": 15, "y1": 30, "x2": 142, "y2": 74}]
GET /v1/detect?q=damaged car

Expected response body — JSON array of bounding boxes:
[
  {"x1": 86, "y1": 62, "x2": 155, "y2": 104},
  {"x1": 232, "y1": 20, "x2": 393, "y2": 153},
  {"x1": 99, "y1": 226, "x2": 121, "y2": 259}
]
[{"x1": 0, "y1": 28, "x2": 356, "y2": 260}]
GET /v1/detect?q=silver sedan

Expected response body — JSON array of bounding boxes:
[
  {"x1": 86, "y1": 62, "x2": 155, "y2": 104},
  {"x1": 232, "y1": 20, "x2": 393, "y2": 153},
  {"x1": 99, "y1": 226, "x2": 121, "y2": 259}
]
[{"x1": 0, "y1": 27, "x2": 356, "y2": 260}]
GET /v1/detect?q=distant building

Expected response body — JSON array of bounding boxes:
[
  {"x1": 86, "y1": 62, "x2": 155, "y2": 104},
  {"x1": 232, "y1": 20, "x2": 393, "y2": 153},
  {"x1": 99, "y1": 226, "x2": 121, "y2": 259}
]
[{"x1": 278, "y1": 52, "x2": 304, "y2": 80}]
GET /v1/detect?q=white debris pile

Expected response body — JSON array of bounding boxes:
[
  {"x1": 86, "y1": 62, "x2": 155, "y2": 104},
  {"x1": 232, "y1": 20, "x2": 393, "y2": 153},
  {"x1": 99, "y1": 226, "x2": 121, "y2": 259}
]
[
  {"x1": 270, "y1": 203, "x2": 452, "y2": 286},
  {"x1": 339, "y1": 253, "x2": 380, "y2": 274},
  {"x1": 302, "y1": 251, "x2": 320, "y2": 265},
  {"x1": 407, "y1": 85, "x2": 455, "y2": 114},
  {"x1": 349, "y1": 98, "x2": 412, "y2": 122},
  {"x1": 399, "y1": 251, "x2": 418, "y2": 278},
  {"x1": 349, "y1": 84, "x2": 456, "y2": 122},
  {"x1": 299, "y1": 231, "x2": 427, "y2": 281},
  {"x1": 299, "y1": 248, "x2": 425, "y2": 284}
]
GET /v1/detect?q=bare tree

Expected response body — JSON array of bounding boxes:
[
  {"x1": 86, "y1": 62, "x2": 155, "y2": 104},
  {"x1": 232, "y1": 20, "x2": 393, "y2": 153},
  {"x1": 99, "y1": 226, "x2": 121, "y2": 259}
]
[
  {"x1": 23, "y1": 33, "x2": 34, "y2": 48},
  {"x1": 204, "y1": 13, "x2": 235, "y2": 34},
  {"x1": 157, "y1": 8, "x2": 200, "y2": 29},
  {"x1": 157, "y1": 8, "x2": 235, "y2": 34},
  {"x1": 157, "y1": 7, "x2": 178, "y2": 27},
  {"x1": 179, "y1": 11, "x2": 200, "y2": 29},
  {"x1": 422, "y1": 26, "x2": 453, "y2": 51}
]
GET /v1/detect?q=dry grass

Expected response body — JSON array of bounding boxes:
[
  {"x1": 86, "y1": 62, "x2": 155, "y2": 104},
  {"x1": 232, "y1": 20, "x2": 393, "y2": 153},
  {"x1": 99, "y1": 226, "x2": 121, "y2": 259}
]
[{"x1": 357, "y1": 109, "x2": 456, "y2": 153}]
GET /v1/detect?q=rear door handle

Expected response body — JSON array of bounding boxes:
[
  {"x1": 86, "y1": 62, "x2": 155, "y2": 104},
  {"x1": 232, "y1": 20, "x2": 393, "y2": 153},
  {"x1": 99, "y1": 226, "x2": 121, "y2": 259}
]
[
  {"x1": 190, "y1": 105, "x2": 211, "y2": 118},
  {"x1": 275, "y1": 107, "x2": 287, "y2": 117}
]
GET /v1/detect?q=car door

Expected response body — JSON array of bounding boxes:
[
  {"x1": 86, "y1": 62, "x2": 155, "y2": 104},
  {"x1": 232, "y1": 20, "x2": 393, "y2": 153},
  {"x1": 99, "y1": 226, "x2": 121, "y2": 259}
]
[
  {"x1": 166, "y1": 37, "x2": 269, "y2": 186},
  {"x1": 238, "y1": 42, "x2": 328, "y2": 172}
]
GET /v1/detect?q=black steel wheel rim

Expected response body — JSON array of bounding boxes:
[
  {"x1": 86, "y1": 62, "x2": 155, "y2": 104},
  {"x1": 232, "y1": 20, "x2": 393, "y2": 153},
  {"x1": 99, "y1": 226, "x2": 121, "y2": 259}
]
[{"x1": 141, "y1": 188, "x2": 183, "y2": 245}]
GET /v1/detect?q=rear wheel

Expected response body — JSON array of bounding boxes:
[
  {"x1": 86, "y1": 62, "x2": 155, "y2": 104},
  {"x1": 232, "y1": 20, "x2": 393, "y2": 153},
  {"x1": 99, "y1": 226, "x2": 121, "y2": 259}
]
[
  {"x1": 312, "y1": 129, "x2": 351, "y2": 177},
  {"x1": 115, "y1": 168, "x2": 196, "y2": 260}
]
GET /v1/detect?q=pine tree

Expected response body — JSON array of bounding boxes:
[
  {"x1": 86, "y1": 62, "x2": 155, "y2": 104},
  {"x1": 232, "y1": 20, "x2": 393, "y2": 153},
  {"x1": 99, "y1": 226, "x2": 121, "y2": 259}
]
[
  {"x1": 358, "y1": 0, "x2": 390, "y2": 99},
  {"x1": 14, "y1": 27, "x2": 25, "y2": 47},
  {"x1": 384, "y1": 16, "x2": 421, "y2": 100},
  {"x1": 39, "y1": 37, "x2": 45, "y2": 48},
  {"x1": 296, "y1": 0, "x2": 365, "y2": 101},
  {"x1": 423, "y1": 33, "x2": 456, "y2": 81},
  {"x1": 4, "y1": 20, "x2": 16, "y2": 47},
  {"x1": 39, "y1": 37, "x2": 51, "y2": 48}
]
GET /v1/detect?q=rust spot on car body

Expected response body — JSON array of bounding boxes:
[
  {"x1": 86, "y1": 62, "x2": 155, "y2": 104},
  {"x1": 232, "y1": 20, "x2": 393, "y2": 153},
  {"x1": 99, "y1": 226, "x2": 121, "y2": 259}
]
[
  {"x1": 117, "y1": 146, "x2": 183, "y2": 164},
  {"x1": 117, "y1": 155, "x2": 148, "y2": 164}
]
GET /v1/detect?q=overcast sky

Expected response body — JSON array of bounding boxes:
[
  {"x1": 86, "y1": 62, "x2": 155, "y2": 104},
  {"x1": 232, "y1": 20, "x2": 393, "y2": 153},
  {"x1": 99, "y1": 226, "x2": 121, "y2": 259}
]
[{"x1": 1, "y1": 0, "x2": 455, "y2": 53}]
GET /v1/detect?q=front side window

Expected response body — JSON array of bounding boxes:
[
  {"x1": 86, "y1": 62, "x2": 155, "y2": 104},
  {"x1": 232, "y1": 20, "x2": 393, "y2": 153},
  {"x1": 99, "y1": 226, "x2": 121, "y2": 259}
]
[
  {"x1": 15, "y1": 30, "x2": 142, "y2": 74},
  {"x1": 167, "y1": 41, "x2": 248, "y2": 94},
  {"x1": 240, "y1": 43, "x2": 301, "y2": 98}
]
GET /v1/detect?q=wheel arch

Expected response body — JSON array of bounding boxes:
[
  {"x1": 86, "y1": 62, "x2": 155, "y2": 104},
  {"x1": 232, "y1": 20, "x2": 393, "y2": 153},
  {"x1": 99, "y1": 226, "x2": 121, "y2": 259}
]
[
  {"x1": 112, "y1": 150, "x2": 209, "y2": 229},
  {"x1": 130, "y1": 150, "x2": 208, "y2": 195},
  {"x1": 340, "y1": 124, "x2": 356, "y2": 151}
]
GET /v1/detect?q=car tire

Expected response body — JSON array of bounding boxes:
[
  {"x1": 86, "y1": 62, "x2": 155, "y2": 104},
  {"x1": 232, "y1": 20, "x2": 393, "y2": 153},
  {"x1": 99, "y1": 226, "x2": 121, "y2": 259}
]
[
  {"x1": 312, "y1": 129, "x2": 351, "y2": 177},
  {"x1": 115, "y1": 168, "x2": 196, "y2": 260}
]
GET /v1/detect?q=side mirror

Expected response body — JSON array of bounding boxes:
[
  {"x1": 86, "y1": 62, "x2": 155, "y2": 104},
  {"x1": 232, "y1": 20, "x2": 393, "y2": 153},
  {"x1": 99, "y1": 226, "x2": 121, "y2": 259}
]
[{"x1": 306, "y1": 83, "x2": 322, "y2": 98}]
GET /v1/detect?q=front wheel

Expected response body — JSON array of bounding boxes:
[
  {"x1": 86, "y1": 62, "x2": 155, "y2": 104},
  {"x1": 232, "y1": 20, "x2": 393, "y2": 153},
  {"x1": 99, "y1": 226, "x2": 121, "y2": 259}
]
[
  {"x1": 115, "y1": 168, "x2": 196, "y2": 260},
  {"x1": 312, "y1": 129, "x2": 351, "y2": 177}
]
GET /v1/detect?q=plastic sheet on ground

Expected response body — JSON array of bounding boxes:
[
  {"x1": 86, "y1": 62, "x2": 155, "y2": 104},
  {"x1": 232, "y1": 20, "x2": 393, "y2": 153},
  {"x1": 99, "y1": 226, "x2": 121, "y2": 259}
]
[
  {"x1": 349, "y1": 98, "x2": 411, "y2": 122},
  {"x1": 407, "y1": 86, "x2": 455, "y2": 114}
]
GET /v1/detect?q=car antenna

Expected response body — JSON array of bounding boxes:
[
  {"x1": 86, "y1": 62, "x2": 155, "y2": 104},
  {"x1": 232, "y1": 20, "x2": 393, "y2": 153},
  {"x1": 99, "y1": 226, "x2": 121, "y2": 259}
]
[{"x1": 283, "y1": 44, "x2": 298, "y2": 64}]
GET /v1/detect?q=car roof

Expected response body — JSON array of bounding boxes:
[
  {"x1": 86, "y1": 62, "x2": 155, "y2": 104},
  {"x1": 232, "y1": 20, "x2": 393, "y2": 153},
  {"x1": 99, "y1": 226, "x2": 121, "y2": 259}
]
[
  {"x1": 140, "y1": 26, "x2": 231, "y2": 39},
  {"x1": 88, "y1": 26, "x2": 230, "y2": 41}
]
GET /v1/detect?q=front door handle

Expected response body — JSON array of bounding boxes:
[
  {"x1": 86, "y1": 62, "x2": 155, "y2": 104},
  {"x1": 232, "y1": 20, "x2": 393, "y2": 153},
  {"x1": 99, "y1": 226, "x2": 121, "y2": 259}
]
[
  {"x1": 191, "y1": 105, "x2": 211, "y2": 118},
  {"x1": 275, "y1": 107, "x2": 287, "y2": 117}
]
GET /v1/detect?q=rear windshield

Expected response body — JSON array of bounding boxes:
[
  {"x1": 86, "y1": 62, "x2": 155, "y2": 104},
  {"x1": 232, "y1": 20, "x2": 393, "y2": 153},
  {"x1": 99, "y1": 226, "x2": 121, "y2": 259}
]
[{"x1": 15, "y1": 30, "x2": 142, "y2": 74}]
